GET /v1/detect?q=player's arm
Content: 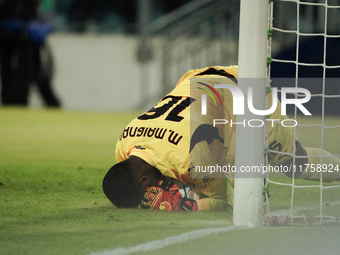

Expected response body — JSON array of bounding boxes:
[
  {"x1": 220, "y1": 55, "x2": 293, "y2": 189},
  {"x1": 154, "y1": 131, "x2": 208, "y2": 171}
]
[
  {"x1": 196, "y1": 197, "x2": 231, "y2": 211},
  {"x1": 191, "y1": 177, "x2": 232, "y2": 211},
  {"x1": 267, "y1": 92, "x2": 340, "y2": 181}
]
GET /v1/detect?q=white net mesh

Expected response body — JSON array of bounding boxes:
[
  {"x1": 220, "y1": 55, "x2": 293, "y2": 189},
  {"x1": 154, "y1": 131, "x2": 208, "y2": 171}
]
[{"x1": 265, "y1": 0, "x2": 340, "y2": 226}]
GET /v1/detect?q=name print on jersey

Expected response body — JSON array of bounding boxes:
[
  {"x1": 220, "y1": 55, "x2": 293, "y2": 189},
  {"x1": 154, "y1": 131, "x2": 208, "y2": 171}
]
[{"x1": 119, "y1": 126, "x2": 183, "y2": 146}]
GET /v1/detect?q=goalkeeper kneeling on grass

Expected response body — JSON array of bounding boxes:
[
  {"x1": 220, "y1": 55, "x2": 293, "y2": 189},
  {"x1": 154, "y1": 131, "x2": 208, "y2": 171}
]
[{"x1": 102, "y1": 66, "x2": 340, "y2": 211}]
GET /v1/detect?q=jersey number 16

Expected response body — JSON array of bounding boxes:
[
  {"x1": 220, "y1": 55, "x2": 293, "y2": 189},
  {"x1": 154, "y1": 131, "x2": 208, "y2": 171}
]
[{"x1": 138, "y1": 95, "x2": 195, "y2": 122}]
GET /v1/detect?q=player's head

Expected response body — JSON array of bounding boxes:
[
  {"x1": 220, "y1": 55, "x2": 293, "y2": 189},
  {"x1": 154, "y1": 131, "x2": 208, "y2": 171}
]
[{"x1": 102, "y1": 157, "x2": 160, "y2": 208}]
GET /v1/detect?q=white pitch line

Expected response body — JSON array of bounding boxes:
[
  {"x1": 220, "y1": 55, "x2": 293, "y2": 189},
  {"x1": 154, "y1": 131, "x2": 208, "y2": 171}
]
[
  {"x1": 89, "y1": 200, "x2": 340, "y2": 255},
  {"x1": 88, "y1": 225, "x2": 250, "y2": 255}
]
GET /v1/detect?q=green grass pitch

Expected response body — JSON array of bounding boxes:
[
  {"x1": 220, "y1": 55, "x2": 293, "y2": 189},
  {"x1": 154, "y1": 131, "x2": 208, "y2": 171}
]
[{"x1": 0, "y1": 108, "x2": 339, "y2": 255}]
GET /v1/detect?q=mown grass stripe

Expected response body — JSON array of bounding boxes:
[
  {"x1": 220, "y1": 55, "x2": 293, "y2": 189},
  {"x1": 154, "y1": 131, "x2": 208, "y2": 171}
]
[{"x1": 89, "y1": 225, "x2": 250, "y2": 255}]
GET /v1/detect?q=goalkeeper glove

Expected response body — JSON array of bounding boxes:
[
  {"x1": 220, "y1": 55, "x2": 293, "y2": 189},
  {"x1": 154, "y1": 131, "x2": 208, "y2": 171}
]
[{"x1": 141, "y1": 180, "x2": 198, "y2": 211}]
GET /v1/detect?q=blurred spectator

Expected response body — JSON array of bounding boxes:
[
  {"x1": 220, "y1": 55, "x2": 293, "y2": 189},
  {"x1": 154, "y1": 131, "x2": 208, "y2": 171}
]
[{"x1": 0, "y1": 0, "x2": 61, "y2": 107}]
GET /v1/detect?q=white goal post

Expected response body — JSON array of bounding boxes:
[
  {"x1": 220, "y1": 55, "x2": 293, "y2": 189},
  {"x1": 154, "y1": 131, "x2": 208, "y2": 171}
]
[
  {"x1": 233, "y1": 0, "x2": 269, "y2": 227},
  {"x1": 234, "y1": 0, "x2": 340, "y2": 227}
]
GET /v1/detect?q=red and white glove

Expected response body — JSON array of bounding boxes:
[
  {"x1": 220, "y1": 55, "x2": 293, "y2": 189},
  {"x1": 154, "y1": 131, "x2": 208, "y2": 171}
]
[{"x1": 141, "y1": 180, "x2": 198, "y2": 211}]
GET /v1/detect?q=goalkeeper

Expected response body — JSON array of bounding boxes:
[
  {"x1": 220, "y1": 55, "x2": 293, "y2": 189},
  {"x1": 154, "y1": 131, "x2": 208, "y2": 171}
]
[{"x1": 102, "y1": 66, "x2": 340, "y2": 211}]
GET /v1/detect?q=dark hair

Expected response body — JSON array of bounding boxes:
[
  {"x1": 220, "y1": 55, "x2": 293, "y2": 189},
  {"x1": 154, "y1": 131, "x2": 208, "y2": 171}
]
[{"x1": 102, "y1": 161, "x2": 142, "y2": 208}]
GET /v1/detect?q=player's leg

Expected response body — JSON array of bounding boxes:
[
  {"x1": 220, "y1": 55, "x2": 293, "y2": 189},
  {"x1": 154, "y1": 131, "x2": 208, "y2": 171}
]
[
  {"x1": 34, "y1": 44, "x2": 61, "y2": 107},
  {"x1": 0, "y1": 39, "x2": 15, "y2": 105},
  {"x1": 267, "y1": 90, "x2": 340, "y2": 182},
  {"x1": 298, "y1": 147, "x2": 340, "y2": 182}
]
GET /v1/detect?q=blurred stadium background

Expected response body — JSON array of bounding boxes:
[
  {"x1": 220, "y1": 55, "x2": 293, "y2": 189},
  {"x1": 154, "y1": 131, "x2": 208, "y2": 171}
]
[{"x1": 22, "y1": 0, "x2": 340, "y2": 114}]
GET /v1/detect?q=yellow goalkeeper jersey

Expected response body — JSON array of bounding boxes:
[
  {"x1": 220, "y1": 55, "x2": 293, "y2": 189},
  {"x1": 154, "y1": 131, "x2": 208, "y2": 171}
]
[
  {"x1": 115, "y1": 80, "x2": 192, "y2": 183},
  {"x1": 115, "y1": 66, "x2": 238, "y2": 211},
  {"x1": 115, "y1": 65, "x2": 294, "y2": 211},
  {"x1": 116, "y1": 65, "x2": 238, "y2": 175}
]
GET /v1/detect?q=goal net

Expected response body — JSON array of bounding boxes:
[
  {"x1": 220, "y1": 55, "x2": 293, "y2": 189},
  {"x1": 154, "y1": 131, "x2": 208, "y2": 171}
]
[
  {"x1": 140, "y1": 0, "x2": 340, "y2": 225},
  {"x1": 264, "y1": 0, "x2": 340, "y2": 226}
]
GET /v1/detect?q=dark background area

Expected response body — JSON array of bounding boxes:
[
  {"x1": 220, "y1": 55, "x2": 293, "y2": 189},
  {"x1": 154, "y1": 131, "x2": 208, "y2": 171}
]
[{"x1": 271, "y1": 36, "x2": 340, "y2": 115}]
